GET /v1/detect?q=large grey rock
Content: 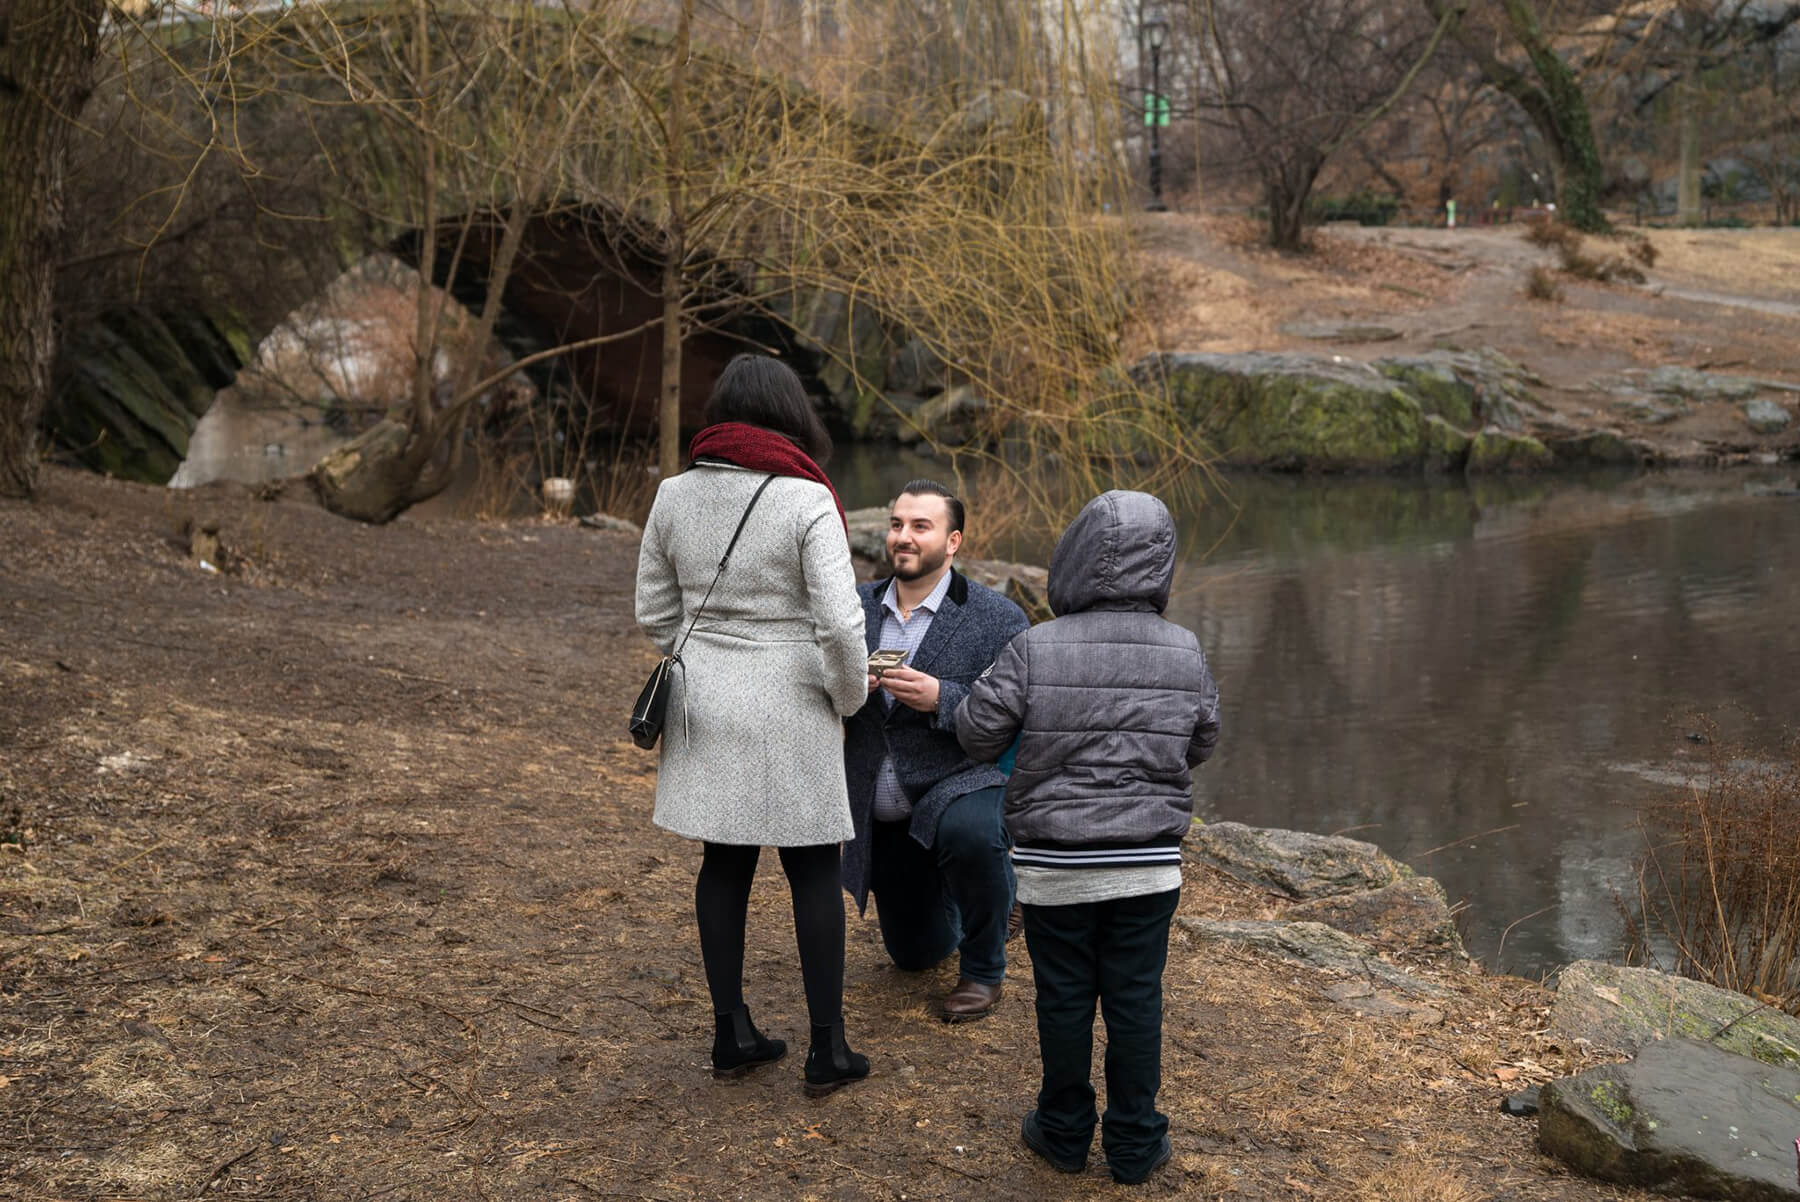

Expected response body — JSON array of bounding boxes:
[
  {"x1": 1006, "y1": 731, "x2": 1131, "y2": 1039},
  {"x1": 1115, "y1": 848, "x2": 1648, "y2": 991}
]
[
  {"x1": 784, "y1": 289, "x2": 889, "y2": 428},
  {"x1": 1281, "y1": 321, "x2": 1403, "y2": 344},
  {"x1": 1610, "y1": 395, "x2": 1690, "y2": 425},
  {"x1": 1538, "y1": 1038, "x2": 1800, "y2": 1200},
  {"x1": 1177, "y1": 918, "x2": 1448, "y2": 1000},
  {"x1": 961, "y1": 559, "x2": 1051, "y2": 624},
  {"x1": 1288, "y1": 874, "x2": 1468, "y2": 961},
  {"x1": 1745, "y1": 399, "x2": 1793, "y2": 434},
  {"x1": 1551, "y1": 961, "x2": 1800, "y2": 1069},
  {"x1": 1184, "y1": 821, "x2": 1406, "y2": 898},
  {"x1": 886, "y1": 338, "x2": 949, "y2": 397},
  {"x1": 1130, "y1": 349, "x2": 1569, "y2": 472},
  {"x1": 1642, "y1": 366, "x2": 1764, "y2": 402},
  {"x1": 1134, "y1": 352, "x2": 1432, "y2": 471},
  {"x1": 1378, "y1": 348, "x2": 1545, "y2": 431},
  {"x1": 897, "y1": 384, "x2": 988, "y2": 447},
  {"x1": 845, "y1": 506, "x2": 890, "y2": 562}
]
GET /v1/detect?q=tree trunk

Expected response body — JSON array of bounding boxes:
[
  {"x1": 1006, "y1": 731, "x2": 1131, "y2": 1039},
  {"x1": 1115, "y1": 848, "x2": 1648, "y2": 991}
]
[
  {"x1": 1429, "y1": 0, "x2": 1609, "y2": 232},
  {"x1": 1264, "y1": 159, "x2": 1319, "y2": 252},
  {"x1": 1676, "y1": 73, "x2": 1702, "y2": 225},
  {"x1": 658, "y1": 0, "x2": 694, "y2": 480},
  {"x1": 0, "y1": 0, "x2": 106, "y2": 499}
]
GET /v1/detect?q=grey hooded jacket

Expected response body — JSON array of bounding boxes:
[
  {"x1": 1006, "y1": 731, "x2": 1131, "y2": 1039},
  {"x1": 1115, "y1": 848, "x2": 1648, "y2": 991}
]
[{"x1": 953, "y1": 491, "x2": 1220, "y2": 868}]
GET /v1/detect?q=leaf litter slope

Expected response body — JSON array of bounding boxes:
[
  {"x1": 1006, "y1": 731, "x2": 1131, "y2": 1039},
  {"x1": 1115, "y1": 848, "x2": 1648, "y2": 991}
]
[{"x1": 2, "y1": 469, "x2": 1660, "y2": 1201}]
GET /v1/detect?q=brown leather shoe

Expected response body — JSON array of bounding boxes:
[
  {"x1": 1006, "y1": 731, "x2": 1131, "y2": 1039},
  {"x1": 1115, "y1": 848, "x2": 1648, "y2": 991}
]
[{"x1": 941, "y1": 978, "x2": 1003, "y2": 1023}]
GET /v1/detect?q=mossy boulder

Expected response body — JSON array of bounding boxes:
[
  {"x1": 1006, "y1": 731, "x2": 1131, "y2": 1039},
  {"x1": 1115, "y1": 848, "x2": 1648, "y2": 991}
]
[
  {"x1": 1539, "y1": 1038, "x2": 1800, "y2": 1199},
  {"x1": 1466, "y1": 427, "x2": 1553, "y2": 473},
  {"x1": 1376, "y1": 355, "x2": 1479, "y2": 427},
  {"x1": 1135, "y1": 352, "x2": 1434, "y2": 471},
  {"x1": 1550, "y1": 961, "x2": 1800, "y2": 1070},
  {"x1": 1547, "y1": 429, "x2": 1647, "y2": 466},
  {"x1": 1421, "y1": 415, "x2": 1472, "y2": 473},
  {"x1": 1384, "y1": 348, "x2": 1546, "y2": 431}
]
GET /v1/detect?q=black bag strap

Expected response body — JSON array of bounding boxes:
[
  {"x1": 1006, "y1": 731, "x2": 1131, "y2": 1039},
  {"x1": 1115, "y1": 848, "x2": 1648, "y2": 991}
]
[{"x1": 671, "y1": 473, "x2": 777, "y2": 658}]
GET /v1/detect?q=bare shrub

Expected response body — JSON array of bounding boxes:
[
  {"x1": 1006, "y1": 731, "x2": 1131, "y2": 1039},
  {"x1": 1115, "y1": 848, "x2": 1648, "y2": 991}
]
[
  {"x1": 1521, "y1": 219, "x2": 1581, "y2": 253},
  {"x1": 1526, "y1": 223, "x2": 1646, "y2": 285},
  {"x1": 1624, "y1": 725, "x2": 1800, "y2": 1014},
  {"x1": 1626, "y1": 234, "x2": 1660, "y2": 268},
  {"x1": 1524, "y1": 266, "x2": 1564, "y2": 303}
]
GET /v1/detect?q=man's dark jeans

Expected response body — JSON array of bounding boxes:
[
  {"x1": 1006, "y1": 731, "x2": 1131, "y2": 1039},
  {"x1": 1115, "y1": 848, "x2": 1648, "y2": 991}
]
[
  {"x1": 868, "y1": 786, "x2": 1012, "y2": 985},
  {"x1": 1021, "y1": 887, "x2": 1180, "y2": 1179}
]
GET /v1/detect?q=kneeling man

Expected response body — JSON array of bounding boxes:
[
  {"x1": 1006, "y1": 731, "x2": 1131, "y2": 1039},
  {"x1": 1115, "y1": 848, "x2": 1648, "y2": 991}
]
[{"x1": 843, "y1": 480, "x2": 1029, "y2": 1021}]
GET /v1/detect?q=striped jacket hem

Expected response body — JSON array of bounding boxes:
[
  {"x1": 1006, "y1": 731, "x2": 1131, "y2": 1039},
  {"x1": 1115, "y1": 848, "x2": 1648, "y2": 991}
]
[{"x1": 1011, "y1": 840, "x2": 1183, "y2": 870}]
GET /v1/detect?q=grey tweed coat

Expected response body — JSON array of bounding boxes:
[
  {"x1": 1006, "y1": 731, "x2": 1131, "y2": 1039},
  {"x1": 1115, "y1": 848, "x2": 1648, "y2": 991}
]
[{"x1": 635, "y1": 462, "x2": 867, "y2": 846}]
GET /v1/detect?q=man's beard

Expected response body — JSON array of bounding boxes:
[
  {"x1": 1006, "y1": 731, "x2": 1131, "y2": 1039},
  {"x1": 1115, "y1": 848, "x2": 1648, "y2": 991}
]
[{"x1": 890, "y1": 544, "x2": 946, "y2": 582}]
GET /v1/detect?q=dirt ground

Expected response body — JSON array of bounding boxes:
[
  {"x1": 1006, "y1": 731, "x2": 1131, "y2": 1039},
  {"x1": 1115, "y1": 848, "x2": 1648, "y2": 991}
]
[
  {"x1": 1129, "y1": 215, "x2": 1800, "y2": 464},
  {"x1": 0, "y1": 469, "x2": 1683, "y2": 1201}
]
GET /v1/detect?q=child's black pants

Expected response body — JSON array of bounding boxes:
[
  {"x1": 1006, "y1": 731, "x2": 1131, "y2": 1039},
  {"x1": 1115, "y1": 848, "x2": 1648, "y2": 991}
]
[{"x1": 1021, "y1": 888, "x2": 1180, "y2": 1178}]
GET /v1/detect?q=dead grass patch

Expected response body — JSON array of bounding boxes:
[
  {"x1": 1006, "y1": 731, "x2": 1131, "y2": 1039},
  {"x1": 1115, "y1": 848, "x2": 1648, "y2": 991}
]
[
  {"x1": 1640, "y1": 227, "x2": 1800, "y2": 297},
  {"x1": 1349, "y1": 1153, "x2": 1490, "y2": 1202},
  {"x1": 1525, "y1": 266, "x2": 1565, "y2": 302}
]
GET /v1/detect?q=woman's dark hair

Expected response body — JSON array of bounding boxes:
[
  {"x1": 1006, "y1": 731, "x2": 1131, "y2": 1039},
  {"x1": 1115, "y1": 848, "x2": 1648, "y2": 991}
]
[{"x1": 703, "y1": 353, "x2": 832, "y2": 464}]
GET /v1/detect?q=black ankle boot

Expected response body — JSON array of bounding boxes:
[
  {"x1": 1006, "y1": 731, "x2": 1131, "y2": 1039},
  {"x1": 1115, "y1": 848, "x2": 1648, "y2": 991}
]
[
  {"x1": 802, "y1": 1021, "x2": 869, "y2": 1097},
  {"x1": 711, "y1": 1005, "x2": 786, "y2": 1079}
]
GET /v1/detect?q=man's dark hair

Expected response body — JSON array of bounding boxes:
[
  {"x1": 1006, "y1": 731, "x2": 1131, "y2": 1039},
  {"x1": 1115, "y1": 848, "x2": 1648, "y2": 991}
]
[
  {"x1": 703, "y1": 353, "x2": 833, "y2": 463},
  {"x1": 897, "y1": 479, "x2": 964, "y2": 535}
]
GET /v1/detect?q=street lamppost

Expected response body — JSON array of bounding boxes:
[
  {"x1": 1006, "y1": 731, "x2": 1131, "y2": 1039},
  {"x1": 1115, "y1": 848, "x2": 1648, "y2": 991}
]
[{"x1": 1144, "y1": 18, "x2": 1169, "y2": 212}]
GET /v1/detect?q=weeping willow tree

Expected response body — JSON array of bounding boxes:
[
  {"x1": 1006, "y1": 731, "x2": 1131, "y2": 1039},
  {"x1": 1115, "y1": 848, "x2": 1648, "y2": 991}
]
[
  {"x1": 646, "y1": 0, "x2": 1214, "y2": 526},
  {"x1": 67, "y1": 0, "x2": 1210, "y2": 524}
]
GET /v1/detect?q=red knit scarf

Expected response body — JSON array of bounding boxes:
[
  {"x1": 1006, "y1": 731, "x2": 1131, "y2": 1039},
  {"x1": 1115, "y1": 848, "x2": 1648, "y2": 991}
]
[{"x1": 688, "y1": 422, "x2": 847, "y2": 533}]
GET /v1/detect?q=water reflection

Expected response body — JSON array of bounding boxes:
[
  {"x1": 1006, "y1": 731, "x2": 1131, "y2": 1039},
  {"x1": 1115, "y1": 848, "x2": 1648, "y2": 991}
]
[{"x1": 834, "y1": 449, "x2": 1800, "y2": 977}]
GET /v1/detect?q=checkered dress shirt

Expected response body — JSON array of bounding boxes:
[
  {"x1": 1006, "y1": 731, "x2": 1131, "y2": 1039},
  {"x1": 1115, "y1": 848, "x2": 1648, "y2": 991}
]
[{"x1": 870, "y1": 569, "x2": 953, "y2": 821}]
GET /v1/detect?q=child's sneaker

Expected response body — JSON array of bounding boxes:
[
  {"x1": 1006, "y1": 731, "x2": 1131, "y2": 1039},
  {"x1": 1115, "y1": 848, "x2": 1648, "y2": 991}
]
[
  {"x1": 1020, "y1": 1110, "x2": 1087, "y2": 1173},
  {"x1": 1110, "y1": 1135, "x2": 1172, "y2": 1185}
]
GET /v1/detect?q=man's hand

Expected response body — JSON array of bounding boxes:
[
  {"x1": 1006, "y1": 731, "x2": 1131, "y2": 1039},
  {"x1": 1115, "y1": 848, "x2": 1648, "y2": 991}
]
[
  {"x1": 867, "y1": 673, "x2": 881, "y2": 694},
  {"x1": 878, "y1": 666, "x2": 940, "y2": 713}
]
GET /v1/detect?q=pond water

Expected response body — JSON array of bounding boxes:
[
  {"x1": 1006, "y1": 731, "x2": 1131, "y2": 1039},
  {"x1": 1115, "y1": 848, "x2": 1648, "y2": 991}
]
[{"x1": 834, "y1": 451, "x2": 1800, "y2": 978}]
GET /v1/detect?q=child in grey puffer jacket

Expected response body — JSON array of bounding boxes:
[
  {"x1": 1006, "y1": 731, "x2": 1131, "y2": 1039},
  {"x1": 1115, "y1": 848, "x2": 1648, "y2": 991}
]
[{"x1": 954, "y1": 489, "x2": 1220, "y2": 1186}]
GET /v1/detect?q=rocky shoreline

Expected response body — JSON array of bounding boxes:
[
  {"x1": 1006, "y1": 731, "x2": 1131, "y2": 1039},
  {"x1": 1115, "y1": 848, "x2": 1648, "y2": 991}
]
[
  {"x1": 850, "y1": 345, "x2": 1799, "y2": 476},
  {"x1": 1183, "y1": 820, "x2": 1800, "y2": 1200}
]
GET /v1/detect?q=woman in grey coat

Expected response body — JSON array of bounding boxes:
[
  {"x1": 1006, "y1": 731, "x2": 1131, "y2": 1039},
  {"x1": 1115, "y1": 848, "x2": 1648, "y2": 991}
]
[{"x1": 634, "y1": 354, "x2": 871, "y2": 1095}]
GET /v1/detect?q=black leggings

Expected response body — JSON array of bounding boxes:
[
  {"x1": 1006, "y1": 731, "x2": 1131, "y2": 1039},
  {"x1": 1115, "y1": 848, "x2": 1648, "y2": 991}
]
[{"x1": 696, "y1": 841, "x2": 844, "y2": 1027}]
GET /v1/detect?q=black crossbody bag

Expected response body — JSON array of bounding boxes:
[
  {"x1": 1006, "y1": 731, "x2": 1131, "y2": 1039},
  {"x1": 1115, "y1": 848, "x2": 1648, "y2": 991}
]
[{"x1": 629, "y1": 474, "x2": 776, "y2": 750}]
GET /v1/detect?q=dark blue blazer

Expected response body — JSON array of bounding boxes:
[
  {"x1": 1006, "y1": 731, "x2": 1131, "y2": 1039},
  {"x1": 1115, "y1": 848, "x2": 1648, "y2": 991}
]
[{"x1": 841, "y1": 569, "x2": 1029, "y2": 909}]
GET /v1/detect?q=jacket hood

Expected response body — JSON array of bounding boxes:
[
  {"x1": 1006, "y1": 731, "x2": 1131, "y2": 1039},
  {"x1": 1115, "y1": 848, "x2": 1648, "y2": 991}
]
[{"x1": 1047, "y1": 490, "x2": 1176, "y2": 616}]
